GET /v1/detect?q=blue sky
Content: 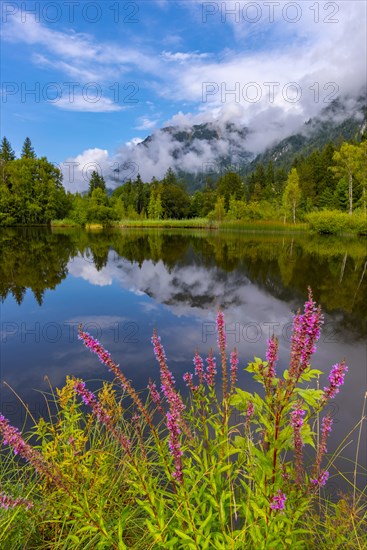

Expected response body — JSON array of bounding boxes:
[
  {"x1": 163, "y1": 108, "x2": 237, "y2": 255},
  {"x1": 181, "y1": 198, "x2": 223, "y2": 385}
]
[{"x1": 1, "y1": 1, "x2": 366, "y2": 190}]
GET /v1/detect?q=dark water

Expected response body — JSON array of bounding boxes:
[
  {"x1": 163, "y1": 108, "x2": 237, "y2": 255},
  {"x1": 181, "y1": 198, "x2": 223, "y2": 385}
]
[{"x1": 1, "y1": 227, "x2": 366, "y2": 495}]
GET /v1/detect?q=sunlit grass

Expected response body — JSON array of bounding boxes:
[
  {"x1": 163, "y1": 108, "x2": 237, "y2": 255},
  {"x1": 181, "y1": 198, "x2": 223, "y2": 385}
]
[{"x1": 117, "y1": 217, "x2": 215, "y2": 228}]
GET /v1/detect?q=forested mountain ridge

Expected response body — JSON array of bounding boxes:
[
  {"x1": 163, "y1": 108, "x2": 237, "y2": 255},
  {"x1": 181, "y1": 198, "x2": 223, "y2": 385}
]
[
  {"x1": 246, "y1": 93, "x2": 367, "y2": 175},
  {"x1": 131, "y1": 92, "x2": 366, "y2": 191}
]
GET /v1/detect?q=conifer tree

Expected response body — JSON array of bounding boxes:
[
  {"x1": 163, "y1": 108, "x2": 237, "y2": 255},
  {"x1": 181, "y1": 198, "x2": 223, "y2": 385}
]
[
  {"x1": 88, "y1": 170, "x2": 107, "y2": 196},
  {"x1": 21, "y1": 137, "x2": 36, "y2": 159},
  {"x1": 0, "y1": 137, "x2": 16, "y2": 163}
]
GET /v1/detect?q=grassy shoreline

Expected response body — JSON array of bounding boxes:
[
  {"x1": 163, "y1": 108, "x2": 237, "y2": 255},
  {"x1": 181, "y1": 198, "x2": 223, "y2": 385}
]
[
  {"x1": 49, "y1": 213, "x2": 367, "y2": 236},
  {"x1": 50, "y1": 218, "x2": 308, "y2": 232}
]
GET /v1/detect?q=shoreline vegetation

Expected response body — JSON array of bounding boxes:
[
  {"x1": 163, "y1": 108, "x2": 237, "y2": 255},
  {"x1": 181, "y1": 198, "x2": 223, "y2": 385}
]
[
  {"x1": 49, "y1": 215, "x2": 367, "y2": 236},
  {"x1": 0, "y1": 292, "x2": 366, "y2": 548},
  {"x1": 1, "y1": 136, "x2": 367, "y2": 236}
]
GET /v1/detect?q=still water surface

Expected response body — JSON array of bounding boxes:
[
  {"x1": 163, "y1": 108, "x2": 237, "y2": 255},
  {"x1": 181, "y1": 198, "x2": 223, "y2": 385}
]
[{"x1": 1, "y1": 227, "x2": 366, "y2": 492}]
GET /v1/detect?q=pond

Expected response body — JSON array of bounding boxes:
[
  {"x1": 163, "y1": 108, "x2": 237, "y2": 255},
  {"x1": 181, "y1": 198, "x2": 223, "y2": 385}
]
[{"x1": 1, "y1": 227, "x2": 366, "y2": 495}]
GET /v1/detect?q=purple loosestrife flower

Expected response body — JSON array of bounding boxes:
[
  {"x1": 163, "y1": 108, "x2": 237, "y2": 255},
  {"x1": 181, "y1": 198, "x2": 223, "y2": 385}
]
[
  {"x1": 216, "y1": 311, "x2": 226, "y2": 350},
  {"x1": 0, "y1": 493, "x2": 33, "y2": 510},
  {"x1": 78, "y1": 327, "x2": 153, "y2": 427},
  {"x1": 289, "y1": 288, "x2": 323, "y2": 382},
  {"x1": 183, "y1": 371, "x2": 198, "y2": 391},
  {"x1": 245, "y1": 402, "x2": 255, "y2": 429},
  {"x1": 246, "y1": 402, "x2": 254, "y2": 419},
  {"x1": 152, "y1": 330, "x2": 190, "y2": 478},
  {"x1": 0, "y1": 415, "x2": 63, "y2": 487},
  {"x1": 148, "y1": 379, "x2": 165, "y2": 415},
  {"x1": 312, "y1": 415, "x2": 333, "y2": 481},
  {"x1": 229, "y1": 348, "x2": 238, "y2": 394},
  {"x1": 152, "y1": 332, "x2": 185, "y2": 423},
  {"x1": 270, "y1": 490, "x2": 286, "y2": 511},
  {"x1": 266, "y1": 335, "x2": 278, "y2": 379},
  {"x1": 204, "y1": 350, "x2": 217, "y2": 386},
  {"x1": 291, "y1": 406, "x2": 306, "y2": 485},
  {"x1": 78, "y1": 329, "x2": 111, "y2": 364},
  {"x1": 323, "y1": 361, "x2": 348, "y2": 400},
  {"x1": 74, "y1": 381, "x2": 109, "y2": 423},
  {"x1": 183, "y1": 372, "x2": 199, "y2": 392},
  {"x1": 216, "y1": 311, "x2": 228, "y2": 398},
  {"x1": 311, "y1": 470, "x2": 329, "y2": 487},
  {"x1": 290, "y1": 407, "x2": 306, "y2": 429},
  {"x1": 193, "y1": 351, "x2": 204, "y2": 386},
  {"x1": 74, "y1": 381, "x2": 131, "y2": 452},
  {"x1": 166, "y1": 412, "x2": 183, "y2": 484}
]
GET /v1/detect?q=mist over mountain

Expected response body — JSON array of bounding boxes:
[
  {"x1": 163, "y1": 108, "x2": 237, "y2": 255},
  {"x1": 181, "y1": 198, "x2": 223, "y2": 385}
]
[
  {"x1": 246, "y1": 91, "x2": 367, "y2": 175},
  {"x1": 62, "y1": 90, "x2": 366, "y2": 193},
  {"x1": 115, "y1": 90, "x2": 366, "y2": 189}
]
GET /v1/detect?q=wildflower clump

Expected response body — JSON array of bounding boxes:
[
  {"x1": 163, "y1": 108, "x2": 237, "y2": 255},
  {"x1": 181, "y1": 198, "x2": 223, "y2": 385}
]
[{"x1": 0, "y1": 289, "x2": 365, "y2": 549}]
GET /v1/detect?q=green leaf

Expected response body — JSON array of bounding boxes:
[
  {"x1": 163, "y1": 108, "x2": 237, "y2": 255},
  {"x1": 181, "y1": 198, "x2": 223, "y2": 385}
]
[
  {"x1": 199, "y1": 509, "x2": 213, "y2": 534},
  {"x1": 67, "y1": 535, "x2": 81, "y2": 544},
  {"x1": 165, "y1": 537, "x2": 179, "y2": 547},
  {"x1": 296, "y1": 388, "x2": 324, "y2": 407},
  {"x1": 173, "y1": 529, "x2": 195, "y2": 542}
]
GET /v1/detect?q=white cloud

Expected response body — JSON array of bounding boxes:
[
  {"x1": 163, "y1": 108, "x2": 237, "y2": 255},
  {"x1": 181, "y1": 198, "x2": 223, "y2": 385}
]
[
  {"x1": 61, "y1": 148, "x2": 111, "y2": 192},
  {"x1": 68, "y1": 256, "x2": 113, "y2": 286},
  {"x1": 162, "y1": 51, "x2": 210, "y2": 62},
  {"x1": 134, "y1": 116, "x2": 159, "y2": 130},
  {"x1": 2, "y1": 13, "x2": 161, "y2": 84},
  {"x1": 126, "y1": 137, "x2": 144, "y2": 147},
  {"x1": 54, "y1": 95, "x2": 124, "y2": 113}
]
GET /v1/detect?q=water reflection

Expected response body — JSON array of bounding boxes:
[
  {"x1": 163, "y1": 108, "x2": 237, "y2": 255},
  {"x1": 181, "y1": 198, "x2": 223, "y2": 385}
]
[
  {"x1": 1, "y1": 228, "x2": 366, "y2": 338},
  {"x1": 1, "y1": 227, "x2": 366, "y2": 493}
]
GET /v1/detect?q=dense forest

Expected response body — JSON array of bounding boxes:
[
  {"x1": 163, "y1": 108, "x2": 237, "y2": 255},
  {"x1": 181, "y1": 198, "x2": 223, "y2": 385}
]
[{"x1": 0, "y1": 134, "x2": 366, "y2": 227}]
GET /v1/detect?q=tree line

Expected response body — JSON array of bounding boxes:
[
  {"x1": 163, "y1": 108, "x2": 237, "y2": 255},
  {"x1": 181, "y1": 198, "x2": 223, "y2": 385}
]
[{"x1": 0, "y1": 134, "x2": 366, "y2": 226}]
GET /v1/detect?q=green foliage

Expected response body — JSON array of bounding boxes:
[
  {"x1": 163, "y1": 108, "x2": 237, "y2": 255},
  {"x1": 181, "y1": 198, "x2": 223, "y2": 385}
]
[
  {"x1": 226, "y1": 196, "x2": 247, "y2": 220},
  {"x1": 307, "y1": 210, "x2": 353, "y2": 234},
  {"x1": 331, "y1": 142, "x2": 364, "y2": 215},
  {"x1": 86, "y1": 188, "x2": 115, "y2": 226},
  {"x1": 216, "y1": 172, "x2": 244, "y2": 209},
  {"x1": 0, "y1": 156, "x2": 68, "y2": 225},
  {"x1": 208, "y1": 196, "x2": 226, "y2": 221},
  {"x1": 148, "y1": 192, "x2": 163, "y2": 220},
  {"x1": 88, "y1": 171, "x2": 106, "y2": 197},
  {"x1": 160, "y1": 181, "x2": 191, "y2": 219},
  {"x1": 69, "y1": 194, "x2": 88, "y2": 226},
  {"x1": 283, "y1": 168, "x2": 301, "y2": 223}
]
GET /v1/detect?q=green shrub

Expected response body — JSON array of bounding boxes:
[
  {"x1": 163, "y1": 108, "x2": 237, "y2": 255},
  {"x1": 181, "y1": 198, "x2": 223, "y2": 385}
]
[
  {"x1": 349, "y1": 213, "x2": 367, "y2": 235},
  {"x1": 306, "y1": 210, "x2": 351, "y2": 234}
]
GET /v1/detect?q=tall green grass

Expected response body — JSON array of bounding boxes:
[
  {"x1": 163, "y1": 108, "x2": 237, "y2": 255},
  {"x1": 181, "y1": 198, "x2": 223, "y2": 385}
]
[
  {"x1": 117, "y1": 218, "x2": 215, "y2": 229},
  {"x1": 220, "y1": 220, "x2": 309, "y2": 232}
]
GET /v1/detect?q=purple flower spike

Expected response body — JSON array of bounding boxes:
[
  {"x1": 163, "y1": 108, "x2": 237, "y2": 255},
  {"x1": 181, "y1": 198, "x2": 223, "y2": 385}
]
[
  {"x1": 311, "y1": 470, "x2": 329, "y2": 487},
  {"x1": 266, "y1": 335, "x2": 278, "y2": 378},
  {"x1": 270, "y1": 490, "x2": 286, "y2": 511},
  {"x1": 323, "y1": 362, "x2": 348, "y2": 400},
  {"x1": 204, "y1": 350, "x2": 217, "y2": 386}
]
